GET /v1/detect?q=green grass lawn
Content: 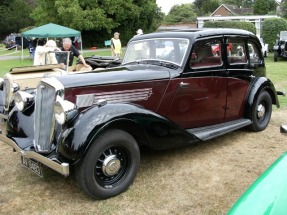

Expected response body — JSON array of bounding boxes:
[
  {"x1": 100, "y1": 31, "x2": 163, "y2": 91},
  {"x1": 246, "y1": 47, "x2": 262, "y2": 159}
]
[{"x1": 265, "y1": 53, "x2": 287, "y2": 107}]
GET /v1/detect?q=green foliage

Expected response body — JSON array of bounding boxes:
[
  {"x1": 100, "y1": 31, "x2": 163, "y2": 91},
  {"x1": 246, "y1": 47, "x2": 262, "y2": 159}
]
[
  {"x1": 201, "y1": 0, "x2": 220, "y2": 16},
  {"x1": 0, "y1": 0, "x2": 35, "y2": 37},
  {"x1": 254, "y1": 0, "x2": 276, "y2": 15},
  {"x1": 221, "y1": 0, "x2": 241, "y2": 7},
  {"x1": 31, "y1": 0, "x2": 163, "y2": 47},
  {"x1": 262, "y1": 18, "x2": 287, "y2": 50},
  {"x1": 203, "y1": 21, "x2": 256, "y2": 34},
  {"x1": 164, "y1": 3, "x2": 196, "y2": 24},
  {"x1": 281, "y1": 0, "x2": 287, "y2": 19}
]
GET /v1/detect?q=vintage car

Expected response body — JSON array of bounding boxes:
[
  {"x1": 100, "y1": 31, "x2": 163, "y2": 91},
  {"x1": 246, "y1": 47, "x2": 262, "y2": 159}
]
[
  {"x1": 228, "y1": 125, "x2": 287, "y2": 214},
  {"x1": 273, "y1": 31, "x2": 287, "y2": 62},
  {"x1": 0, "y1": 29, "x2": 280, "y2": 200}
]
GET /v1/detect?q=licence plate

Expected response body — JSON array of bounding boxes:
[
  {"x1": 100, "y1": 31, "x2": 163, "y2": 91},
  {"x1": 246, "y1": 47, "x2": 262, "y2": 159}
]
[{"x1": 21, "y1": 156, "x2": 43, "y2": 177}]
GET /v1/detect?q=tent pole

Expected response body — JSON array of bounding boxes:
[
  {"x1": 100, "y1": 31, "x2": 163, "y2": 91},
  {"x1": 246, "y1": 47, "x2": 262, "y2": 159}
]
[{"x1": 21, "y1": 37, "x2": 24, "y2": 60}]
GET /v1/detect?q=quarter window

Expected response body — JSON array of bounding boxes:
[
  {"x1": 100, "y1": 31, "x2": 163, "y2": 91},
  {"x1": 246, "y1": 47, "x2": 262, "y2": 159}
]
[
  {"x1": 190, "y1": 39, "x2": 222, "y2": 68},
  {"x1": 248, "y1": 42, "x2": 261, "y2": 64},
  {"x1": 227, "y1": 38, "x2": 247, "y2": 64}
]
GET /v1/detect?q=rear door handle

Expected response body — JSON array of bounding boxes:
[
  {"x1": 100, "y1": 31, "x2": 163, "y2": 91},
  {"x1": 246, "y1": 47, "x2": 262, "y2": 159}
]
[{"x1": 179, "y1": 82, "x2": 189, "y2": 88}]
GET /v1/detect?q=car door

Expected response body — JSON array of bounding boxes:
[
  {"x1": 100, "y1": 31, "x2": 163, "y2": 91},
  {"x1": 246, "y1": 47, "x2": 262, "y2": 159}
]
[
  {"x1": 224, "y1": 36, "x2": 253, "y2": 121},
  {"x1": 166, "y1": 37, "x2": 228, "y2": 129}
]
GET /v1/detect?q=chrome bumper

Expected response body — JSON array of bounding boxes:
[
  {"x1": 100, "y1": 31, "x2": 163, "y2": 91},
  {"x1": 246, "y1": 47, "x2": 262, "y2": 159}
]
[{"x1": 0, "y1": 115, "x2": 70, "y2": 176}]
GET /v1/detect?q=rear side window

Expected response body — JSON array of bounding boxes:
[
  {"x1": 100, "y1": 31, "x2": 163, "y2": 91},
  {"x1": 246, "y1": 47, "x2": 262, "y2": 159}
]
[
  {"x1": 190, "y1": 39, "x2": 222, "y2": 68},
  {"x1": 227, "y1": 38, "x2": 247, "y2": 64},
  {"x1": 248, "y1": 41, "x2": 262, "y2": 64}
]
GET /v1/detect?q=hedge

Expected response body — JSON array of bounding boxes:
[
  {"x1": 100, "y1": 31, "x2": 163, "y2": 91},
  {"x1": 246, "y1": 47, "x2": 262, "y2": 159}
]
[
  {"x1": 203, "y1": 21, "x2": 256, "y2": 34},
  {"x1": 262, "y1": 18, "x2": 287, "y2": 50}
]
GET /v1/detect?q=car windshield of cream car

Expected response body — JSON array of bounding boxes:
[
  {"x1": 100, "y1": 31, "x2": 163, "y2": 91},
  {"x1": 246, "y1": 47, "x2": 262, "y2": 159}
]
[{"x1": 122, "y1": 38, "x2": 189, "y2": 66}]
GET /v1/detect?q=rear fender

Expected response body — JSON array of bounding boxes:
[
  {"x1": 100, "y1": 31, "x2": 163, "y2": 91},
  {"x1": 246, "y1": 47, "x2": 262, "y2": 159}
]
[
  {"x1": 57, "y1": 103, "x2": 198, "y2": 164},
  {"x1": 244, "y1": 77, "x2": 279, "y2": 119}
]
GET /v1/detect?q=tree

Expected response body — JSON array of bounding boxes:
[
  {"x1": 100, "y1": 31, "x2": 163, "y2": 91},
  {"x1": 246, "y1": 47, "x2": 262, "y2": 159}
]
[
  {"x1": 282, "y1": 0, "x2": 287, "y2": 19},
  {"x1": 164, "y1": 3, "x2": 197, "y2": 24},
  {"x1": 254, "y1": 0, "x2": 276, "y2": 15},
  {"x1": 201, "y1": 0, "x2": 220, "y2": 16},
  {"x1": 0, "y1": 0, "x2": 35, "y2": 36},
  {"x1": 262, "y1": 18, "x2": 287, "y2": 49},
  {"x1": 220, "y1": 0, "x2": 242, "y2": 7},
  {"x1": 31, "y1": 0, "x2": 163, "y2": 46}
]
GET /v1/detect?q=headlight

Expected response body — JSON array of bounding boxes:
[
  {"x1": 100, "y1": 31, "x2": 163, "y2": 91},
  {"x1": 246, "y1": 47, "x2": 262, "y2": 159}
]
[
  {"x1": 12, "y1": 83, "x2": 20, "y2": 93},
  {"x1": 14, "y1": 91, "x2": 34, "y2": 111},
  {"x1": 54, "y1": 96, "x2": 77, "y2": 125}
]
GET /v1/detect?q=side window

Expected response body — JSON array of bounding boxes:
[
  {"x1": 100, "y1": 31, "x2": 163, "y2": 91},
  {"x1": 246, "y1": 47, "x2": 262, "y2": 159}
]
[
  {"x1": 248, "y1": 41, "x2": 262, "y2": 64},
  {"x1": 190, "y1": 38, "x2": 222, "y2": 68},
  {"x1": 227, "y1": 38, "x2": 247, "y2": 64}
]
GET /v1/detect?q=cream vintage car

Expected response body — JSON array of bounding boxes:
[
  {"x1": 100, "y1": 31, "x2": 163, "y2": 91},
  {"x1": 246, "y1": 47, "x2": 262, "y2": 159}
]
[{"x1": 0, "y1": 52, "x2": 121, "y2": 118}]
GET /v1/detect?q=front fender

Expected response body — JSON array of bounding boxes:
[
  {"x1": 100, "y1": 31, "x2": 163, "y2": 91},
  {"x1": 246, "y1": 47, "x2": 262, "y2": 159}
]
[
  {"x1": 57, "y1": 103, "x2": 198, "y2": 164},
  {"x1": 244, "y1": 77, "x2": 279, "y2": 119}
]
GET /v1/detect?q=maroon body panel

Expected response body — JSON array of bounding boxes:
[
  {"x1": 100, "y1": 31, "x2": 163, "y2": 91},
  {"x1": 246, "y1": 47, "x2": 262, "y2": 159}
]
[
  {"x1": 225, "y1": 78, "x2": 249, "y2": 121},
  {"x1": 165, "y1": 77, "x2": 227, "y2": 128},
  {"x1": 65, "y1": 80, "x2": 170, "y2": 113}
]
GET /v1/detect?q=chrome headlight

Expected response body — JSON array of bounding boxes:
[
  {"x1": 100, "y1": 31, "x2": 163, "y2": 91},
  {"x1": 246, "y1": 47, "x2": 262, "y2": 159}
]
[
  {"x1": 54, "y1": 96, "x2": 77, "y2": 125},
  {"x1": 14, "y1": 91, "x2": 34, "y2": 111}
]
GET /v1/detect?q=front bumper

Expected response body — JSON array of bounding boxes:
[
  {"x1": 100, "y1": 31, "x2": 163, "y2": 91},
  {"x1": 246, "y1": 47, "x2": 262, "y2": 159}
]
[{"x1": 0, "y1": 115, "x2": 70, "y2": 176}]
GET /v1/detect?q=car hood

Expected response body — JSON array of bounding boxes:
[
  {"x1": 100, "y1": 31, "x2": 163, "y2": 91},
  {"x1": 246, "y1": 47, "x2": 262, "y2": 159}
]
[{"x1": 56, "y1": 64, "x2": 172, "y2": 89}]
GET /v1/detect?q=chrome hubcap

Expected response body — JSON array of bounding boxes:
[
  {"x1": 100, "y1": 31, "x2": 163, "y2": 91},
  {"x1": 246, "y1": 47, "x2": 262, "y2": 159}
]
[
  {"x1": 102, "y1": 155, "x2": 121, "y2": 176},
  {"x1": 257, "y1": 104, "x2": 265, "y2": 119}
]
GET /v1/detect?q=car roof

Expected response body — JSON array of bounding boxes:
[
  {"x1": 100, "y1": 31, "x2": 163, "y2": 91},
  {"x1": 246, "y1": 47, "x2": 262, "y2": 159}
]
[{"x1": 130, "y1": 28, "x2": 256, "y2": 42}]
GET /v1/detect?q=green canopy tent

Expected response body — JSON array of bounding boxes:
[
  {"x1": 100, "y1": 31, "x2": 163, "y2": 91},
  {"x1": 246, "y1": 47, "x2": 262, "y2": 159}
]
[{"x1": 20, "y1": 23, "x2": 82, "y2": 59}]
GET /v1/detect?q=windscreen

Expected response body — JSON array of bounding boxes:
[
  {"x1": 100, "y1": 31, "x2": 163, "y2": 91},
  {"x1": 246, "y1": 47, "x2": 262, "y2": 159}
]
[{"x1": 123, "y1": 38, "x2": 189, "y2": 66}]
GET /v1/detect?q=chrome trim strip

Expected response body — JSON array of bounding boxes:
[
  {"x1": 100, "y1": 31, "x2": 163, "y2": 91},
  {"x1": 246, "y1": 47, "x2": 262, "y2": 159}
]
[
  {"x1": 41, "y1": 77, "x2": 65, "y2": 98},
  {"x1": 76, "y1": 88, "x2": 153, "y2": 108},
  {"x1": 0, "y1": 113, "x2": 8, "y2": 120},
  {"x1": 0, "y1": 134, "x2": 69, "y2": 176}
]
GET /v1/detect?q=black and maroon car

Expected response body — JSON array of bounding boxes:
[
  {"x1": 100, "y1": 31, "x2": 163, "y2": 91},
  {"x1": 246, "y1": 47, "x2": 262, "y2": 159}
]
[{"x1": 0, "y1": 29, "x2": 280, "y2": 199}]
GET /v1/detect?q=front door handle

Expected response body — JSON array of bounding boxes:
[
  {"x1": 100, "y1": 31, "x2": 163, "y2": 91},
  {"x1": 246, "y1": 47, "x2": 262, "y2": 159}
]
[{"x1": 179, "y1": 82, "x2": 189, "y2": 88}]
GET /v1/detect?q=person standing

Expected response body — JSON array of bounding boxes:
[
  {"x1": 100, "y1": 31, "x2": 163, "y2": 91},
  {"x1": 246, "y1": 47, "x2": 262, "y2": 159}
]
[
  {"x1": 61, "y1": 38, "x2": 89, "y2": 67},
  {"x1": 33, "y1": 40, "x2": 59, "y2": 65},
  {"x1": 111, "y1": 32, "x2": 122, "y2": 58}
]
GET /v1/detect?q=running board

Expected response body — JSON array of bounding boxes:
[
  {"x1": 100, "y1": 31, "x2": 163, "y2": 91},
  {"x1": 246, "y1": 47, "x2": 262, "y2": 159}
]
[{"x1": 187, "y1": 119, "x2": 252, "y2": 141}]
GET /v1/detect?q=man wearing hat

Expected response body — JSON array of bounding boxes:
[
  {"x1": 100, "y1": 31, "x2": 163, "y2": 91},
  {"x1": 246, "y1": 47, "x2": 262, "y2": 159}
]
[
  {"x1": 111, "y1": 32, "x2": 122, "y2": 58},
  {"x1": 33, "y1": 40, "x2": 60, "y2": 65}
]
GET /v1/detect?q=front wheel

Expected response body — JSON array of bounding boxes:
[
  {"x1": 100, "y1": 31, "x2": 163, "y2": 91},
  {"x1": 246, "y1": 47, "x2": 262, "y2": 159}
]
[
  {"x1": 75, "y1": 129, "x2": 140, "y2": 199},
  {"x1": 248, "y1": 91, "x2": 272, "y2": 132}
]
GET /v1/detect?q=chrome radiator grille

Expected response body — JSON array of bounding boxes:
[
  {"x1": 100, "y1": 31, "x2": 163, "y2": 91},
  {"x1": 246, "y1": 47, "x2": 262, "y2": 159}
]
[
  {"x1": 3, "y1": 77, "x2": 12, "y2": 111},
  {"x1": 34, "y1": 83, "x2": 56, "y2": 152}
]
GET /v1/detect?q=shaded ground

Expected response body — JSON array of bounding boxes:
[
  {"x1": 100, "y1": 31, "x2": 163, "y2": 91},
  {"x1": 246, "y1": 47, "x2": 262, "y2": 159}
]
[{"x1": 1, "y1": 108, "x2": 287, "y2": 215}]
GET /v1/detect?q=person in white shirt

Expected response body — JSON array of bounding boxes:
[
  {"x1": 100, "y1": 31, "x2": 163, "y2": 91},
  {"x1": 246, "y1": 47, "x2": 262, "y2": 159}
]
[{"x1": 33, "y1": 40, "x2": 60, "y2": 66}]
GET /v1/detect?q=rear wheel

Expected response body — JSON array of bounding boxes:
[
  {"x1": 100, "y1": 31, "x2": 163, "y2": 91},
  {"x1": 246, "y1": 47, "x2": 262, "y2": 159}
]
[
  {"x1": 76, "y1": 129, "x2": 140, "y2": 199},
  {"x1": 248, "y1": 91, "x2": 272, "y2": 132}
]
